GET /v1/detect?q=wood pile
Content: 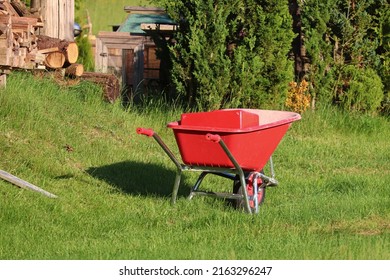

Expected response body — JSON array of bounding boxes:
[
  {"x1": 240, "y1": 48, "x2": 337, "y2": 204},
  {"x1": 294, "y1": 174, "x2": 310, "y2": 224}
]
[
  {"x1": 0, "y1": 0, "x2": 120, "y2": 102},
  {"x1": 0, "y1": 0, "x2": 81, "y2": 73},
  {"x1": 36, "y1": 35, "x2": 79, "y2": 69}
]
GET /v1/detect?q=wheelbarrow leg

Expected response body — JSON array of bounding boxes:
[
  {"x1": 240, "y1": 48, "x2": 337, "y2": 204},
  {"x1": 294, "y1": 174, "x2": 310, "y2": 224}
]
[
  {"x1": 188, "y1": 171, "x2": 208, "y2": 200},
  {"x1": 206, "y1": 134, "x2": 252, "y2": 214},
  {"x1": 171, "y1": 169, "x2": 182, "y2": 205},
  {"x1": 237, "y1": 169, "x2": 251, "y2": 214},
  {"x1": 217, "y1": 141, "x2": 252, "y2": 213}
]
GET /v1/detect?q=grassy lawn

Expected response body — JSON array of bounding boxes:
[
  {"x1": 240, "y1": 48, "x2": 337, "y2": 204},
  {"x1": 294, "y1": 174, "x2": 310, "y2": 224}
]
[
  {"x1": 76, "y1": 0, "x2": 151, "y2": 34},
  {"x1": 0, "y1": 72, "x2": 389, "y2": 260}
]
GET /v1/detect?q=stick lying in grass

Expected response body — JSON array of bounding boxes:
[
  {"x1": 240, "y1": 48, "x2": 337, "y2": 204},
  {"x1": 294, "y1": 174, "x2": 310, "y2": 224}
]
[{"x1": 0, "y1": 169, "x2": 58, "y2": 198}]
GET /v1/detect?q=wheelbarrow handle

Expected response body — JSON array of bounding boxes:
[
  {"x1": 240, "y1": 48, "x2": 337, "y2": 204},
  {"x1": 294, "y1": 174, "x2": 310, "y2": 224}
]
[
  {"x1": 205, "y1": 133, "x2": 221, "y2": 143},
  {"x1": 136, "y1": 127, "x2": 155, "y2": 137}
]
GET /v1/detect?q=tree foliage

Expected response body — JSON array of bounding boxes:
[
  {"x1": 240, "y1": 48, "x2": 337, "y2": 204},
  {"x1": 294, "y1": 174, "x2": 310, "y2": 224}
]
[
  {"x1": 154, "y1": 0, "x2": 294, "y2": 110},
  {"x1": 152, "y1": 0, "x2": 388, "y2": 114},
  {"x1": 26, "y1": 0, "x2": 389, "y2": 114},
  {"x1": 301, "y1": 0, "x2": 388, "y2": 113}
]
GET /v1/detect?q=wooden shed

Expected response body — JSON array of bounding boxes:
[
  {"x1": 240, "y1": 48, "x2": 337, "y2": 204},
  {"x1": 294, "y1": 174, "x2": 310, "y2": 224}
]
[
  {"x1": 31, "y1": 0, "x2": 74, "y2": 41},
  {"x1": 94, "y1": 6, "x2": 176, "y2": 95}
]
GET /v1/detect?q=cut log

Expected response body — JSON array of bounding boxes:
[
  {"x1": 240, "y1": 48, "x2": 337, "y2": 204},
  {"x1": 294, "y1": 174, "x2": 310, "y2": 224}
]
[
  {"x1": 65, "y1": 63, "x2": 84, "y2": 77},
  {"x1": 64, "y1": 41, "x2": 78, "y2": 64},
  {"x1": 37, "y1": 35, "x2": 69, "y2": 50},
  {"x1": 37, "y1": 35, "x2": 78, "y2": 65},
  {"x1": 44, "y1": 51, "x2": 65, "y2": 69},
  {"x1": 81, "y1": 72, "x2": 120, "y2": 103}
]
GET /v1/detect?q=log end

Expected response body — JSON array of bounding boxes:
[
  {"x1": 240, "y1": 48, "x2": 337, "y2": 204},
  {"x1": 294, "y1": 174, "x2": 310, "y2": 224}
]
[{"x1": 66, "y1": 42, "x2": 79, "y2": 64}]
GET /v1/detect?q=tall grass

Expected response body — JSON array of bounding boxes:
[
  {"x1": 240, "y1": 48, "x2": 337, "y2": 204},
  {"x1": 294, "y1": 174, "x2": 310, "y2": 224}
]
[{"x1": 0, "y1": 72, "x2": 389, "y2": 260}]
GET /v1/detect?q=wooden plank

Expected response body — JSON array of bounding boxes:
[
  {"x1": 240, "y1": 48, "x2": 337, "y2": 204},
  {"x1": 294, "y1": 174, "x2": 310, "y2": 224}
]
[
  {"x1": 102, "y1": 43, "x2": 143, "y2": 49},
  {"x1": 37, "y1": 47, "x2": 59, "y2": 54},
  {"x1": 0, "y1": 47, "x2": 12, "y2": 55},
  {"x1": 59, "y1": 0, "x2": 74, "y2": 40},
  {"x1": 10, "y1": 0, "x2": 32, "y2": 17},
  {"x1": 122, "y1": 49, "x2": 134, "y2": 86},
  {"x1": 0, "y1": 39, "x2": 9, "y2": 48},
  {"x1": 97, "y1": 31, "x2": 145, "y2": 40},
  {"x1": 0, "y1": 16, "x2": 37, "y2": 26},
  {"x1": 107, "y1": 55, "x2": 122, "y2": 68},
  {"x1": 0, "y1": 169, "x2": 58, "y2": 198},
  {"x1": 97, "y1": 38, "x2": 145, "y2": 46},
  {"x1": 98, "y1": 37, "x2": 144, "y2": 44},
  {"x1": 0, "y1": 54, "x2": 11, "y2": 66},
  {"x1": 133, "y1": 44, "x2": 144, "y2": 89},
  {"x1": 94, "y1": 36, "x2": 104, "y2": 72},
  {"x1": 2, "y1": 1, "x2": 19, "y2": 16},
  {"x1": 37, "y1": 0, "x2": 74, "y2": 40},
  {"x1": 101, "y1": 43, "x2": 108, "y2": 73},
  {"x1": 124, "y1": 6, "x2": 165, "y2": 14},
  {"x1": 97, "y1": 31, "x2": 130, "y2": 39},
  {"x1": 26, "y1": 52, "x2": 46, "y2": 64},
  {"x1": 140, "y1": 23, "x2": 177, "y2": 31}
]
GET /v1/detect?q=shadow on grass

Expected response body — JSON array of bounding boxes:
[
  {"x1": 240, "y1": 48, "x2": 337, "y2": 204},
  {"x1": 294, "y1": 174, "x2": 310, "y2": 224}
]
[{"x1": 85, "y1": 161, "x2": 191, "y2": 198}]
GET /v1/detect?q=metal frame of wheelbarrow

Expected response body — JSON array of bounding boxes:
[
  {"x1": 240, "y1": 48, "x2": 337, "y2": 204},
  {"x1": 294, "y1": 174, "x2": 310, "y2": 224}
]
[{"x1": 136, "y1": 128, "x2": 278, "y2": 214}]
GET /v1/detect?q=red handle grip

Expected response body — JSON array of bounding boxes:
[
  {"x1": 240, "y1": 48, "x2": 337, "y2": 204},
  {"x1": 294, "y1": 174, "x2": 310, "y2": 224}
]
[
  {"x1": 206, "y1": 133, "x2": 221, "y2": 143},
  {"x1": 136, "y1": 127, "x2": 155, "y2": 137}
]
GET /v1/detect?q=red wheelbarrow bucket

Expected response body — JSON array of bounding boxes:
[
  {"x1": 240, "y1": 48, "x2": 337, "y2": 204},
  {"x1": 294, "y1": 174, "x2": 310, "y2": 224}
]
[{"x1": 137, "y1": 109, "x2": 301, "y2": 214}]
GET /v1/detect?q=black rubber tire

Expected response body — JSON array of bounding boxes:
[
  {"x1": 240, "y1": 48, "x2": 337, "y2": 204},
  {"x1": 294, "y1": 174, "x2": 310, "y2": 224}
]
[{"x1": 232, "y1": 179, "x2": 266, "y2": 211}]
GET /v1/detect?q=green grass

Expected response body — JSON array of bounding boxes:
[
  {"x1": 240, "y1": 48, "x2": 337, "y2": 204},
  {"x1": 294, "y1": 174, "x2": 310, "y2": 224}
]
[
  {"x1": 0, "y1": 72, "x2": 389, "y2": 260},
  {"x1": 76, "y1": 0, "x2": 151, "y2": 34}
]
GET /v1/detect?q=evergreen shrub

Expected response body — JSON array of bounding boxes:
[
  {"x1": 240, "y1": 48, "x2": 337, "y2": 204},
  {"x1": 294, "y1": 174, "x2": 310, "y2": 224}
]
[
  {"x1": 335, "y1": 66, "x2": 384, "y2": 114},
  {"x1": 155, "y1": 0, "x2": 294, "y2": 110}
]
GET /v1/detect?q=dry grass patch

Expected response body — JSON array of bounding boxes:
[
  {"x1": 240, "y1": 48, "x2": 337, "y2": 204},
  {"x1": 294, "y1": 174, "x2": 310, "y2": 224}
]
[{"x1": 320, "y1": 215, "x2": 390, "y2": 236}]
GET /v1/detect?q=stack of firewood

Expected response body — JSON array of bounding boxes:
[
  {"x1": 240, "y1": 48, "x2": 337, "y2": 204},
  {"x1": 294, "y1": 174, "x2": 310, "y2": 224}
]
[
  {"x1": 0, "y1": 0, "x2": 120, "y2": 102},
  {"x1": 36, "y1": 34, "x2": 83, "y2": 77},
  {"x1": 0, "y1": 0, "x2": 83, "y2": 76}
]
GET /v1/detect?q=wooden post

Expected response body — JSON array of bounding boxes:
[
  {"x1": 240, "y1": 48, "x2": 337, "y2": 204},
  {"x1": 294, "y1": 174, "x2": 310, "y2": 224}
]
[{"x1": 0, "y1": 169, "x2": 58, "y2": 198}]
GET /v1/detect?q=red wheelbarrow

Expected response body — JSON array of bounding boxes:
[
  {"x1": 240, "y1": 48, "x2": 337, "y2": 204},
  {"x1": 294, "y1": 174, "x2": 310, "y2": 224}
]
[{"x1": 136, "y1": 109, "x2": 301, "y2": 214}]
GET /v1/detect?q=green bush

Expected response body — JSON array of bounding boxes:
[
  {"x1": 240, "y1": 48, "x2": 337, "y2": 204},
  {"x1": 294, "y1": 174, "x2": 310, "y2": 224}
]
[
  {"x1": 151, "y1": 0, "x2": 388, "y2": 113},
  {"x1": 154, "y1": 0, "x2": 294, "y2": 110},
  {"x1": 301, "y1": 0, "x2": 388, "y2": 114},
  {"x1": 378, "y1": 5, "x2": 390, "y2": 115},
  {"x1": 335, "y1": 66, "x2": 384, "y2": 114}
]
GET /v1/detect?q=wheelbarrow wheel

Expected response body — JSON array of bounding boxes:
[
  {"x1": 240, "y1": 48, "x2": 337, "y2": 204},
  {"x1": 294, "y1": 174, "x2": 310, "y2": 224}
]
[{"x1": 231, "y1": 174, "x2": 266, "y2": 212}]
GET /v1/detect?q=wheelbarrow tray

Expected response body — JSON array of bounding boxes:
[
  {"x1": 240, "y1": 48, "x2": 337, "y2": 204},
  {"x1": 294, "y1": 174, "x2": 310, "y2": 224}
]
[{"x1": 167, "y1": 109, "x2": 301, "y2": 171}]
